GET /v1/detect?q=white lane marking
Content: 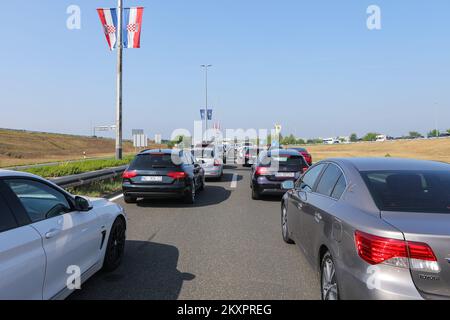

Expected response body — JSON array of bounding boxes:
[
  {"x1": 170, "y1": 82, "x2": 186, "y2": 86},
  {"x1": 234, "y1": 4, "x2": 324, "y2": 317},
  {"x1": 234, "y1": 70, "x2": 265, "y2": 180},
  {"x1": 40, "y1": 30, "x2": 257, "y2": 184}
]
[
  {"x1": 109, "y1": 194, "x2": 124, "y2": 202},
  {"x1": 230, "y1": 173, "x2": 238, "y2": 189}
]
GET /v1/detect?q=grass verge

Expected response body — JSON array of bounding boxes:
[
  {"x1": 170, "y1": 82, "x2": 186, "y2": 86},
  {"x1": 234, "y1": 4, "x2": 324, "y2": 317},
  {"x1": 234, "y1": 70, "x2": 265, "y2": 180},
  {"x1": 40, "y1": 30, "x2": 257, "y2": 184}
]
[
  {"x1": 67, "y1": 177, "x2": 122, "y2": 198},
  {"x1": 22, "y1": 155, "x2": 134, "y2": 178}
]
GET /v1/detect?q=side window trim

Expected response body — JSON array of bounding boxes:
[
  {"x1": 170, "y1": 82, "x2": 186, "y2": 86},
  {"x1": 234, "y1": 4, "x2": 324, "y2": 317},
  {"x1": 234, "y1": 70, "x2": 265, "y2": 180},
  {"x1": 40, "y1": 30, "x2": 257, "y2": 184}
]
[
  {"x1": 296, "y1": 163, "x2": 327, "y2": 191},
  {"x1": 2, "y1": 177, "x2": 76, "y2": 224},
  {"x1": 311, "y1": 163, "x2": 329, "y2": 193},
  {"x1": 313, "y1": 163, "x2": 348, "y2": 200},
  {"x1": 0, "y1": 179, "x2": 32, "y2": 227}
]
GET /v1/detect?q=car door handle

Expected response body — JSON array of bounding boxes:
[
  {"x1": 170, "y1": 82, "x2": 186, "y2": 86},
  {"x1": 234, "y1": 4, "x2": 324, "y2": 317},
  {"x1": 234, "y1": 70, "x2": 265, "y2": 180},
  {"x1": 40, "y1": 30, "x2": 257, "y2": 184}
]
[
  {"x1": 45, "y1": 229, "x2": 61, "y2": 239},
  {"x1": 314, "y1": 212, "x2": 323, "y2": 223}
]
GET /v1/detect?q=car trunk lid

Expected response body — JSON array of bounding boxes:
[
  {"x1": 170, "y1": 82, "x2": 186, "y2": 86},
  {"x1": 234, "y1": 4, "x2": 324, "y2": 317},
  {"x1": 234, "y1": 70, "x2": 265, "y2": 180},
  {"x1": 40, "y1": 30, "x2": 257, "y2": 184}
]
[{"x1": 382, "y1": 211, "x2": 450, "y2": 297}]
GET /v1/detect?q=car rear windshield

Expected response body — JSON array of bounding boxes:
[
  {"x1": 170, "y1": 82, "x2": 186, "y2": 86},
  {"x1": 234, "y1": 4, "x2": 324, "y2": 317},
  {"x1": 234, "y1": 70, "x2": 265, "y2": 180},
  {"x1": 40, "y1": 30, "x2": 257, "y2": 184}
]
[
  {"x1": 260, "y1": 154, "x2": 307, "y2": 170},
  {"x1": 192, "y1": 149, "x2": 215, "y2": 159},
  {"x1": 129, "y1": 154, "x2": 178, "y2": 170},
  {"x1": 361, "y1": 170, "x2": 450, "y2": 214}
]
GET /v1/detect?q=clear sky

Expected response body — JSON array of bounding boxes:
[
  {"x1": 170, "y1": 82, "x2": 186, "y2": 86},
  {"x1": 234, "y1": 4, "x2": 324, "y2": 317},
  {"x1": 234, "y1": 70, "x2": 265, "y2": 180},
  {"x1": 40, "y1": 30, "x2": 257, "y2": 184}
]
[{"x1": 0, "y1": 0, "x2": 449, "y2": 139}]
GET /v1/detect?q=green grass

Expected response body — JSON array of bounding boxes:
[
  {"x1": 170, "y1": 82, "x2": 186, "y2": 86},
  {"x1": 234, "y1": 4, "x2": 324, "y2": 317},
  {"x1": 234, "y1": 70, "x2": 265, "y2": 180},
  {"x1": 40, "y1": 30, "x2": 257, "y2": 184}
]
[
  {"x1": 67, "y1": 177, "x2": 122, "y2": 198},
  {"x1": 22, "y1": 155, "x2": 134, "y2": 178}
]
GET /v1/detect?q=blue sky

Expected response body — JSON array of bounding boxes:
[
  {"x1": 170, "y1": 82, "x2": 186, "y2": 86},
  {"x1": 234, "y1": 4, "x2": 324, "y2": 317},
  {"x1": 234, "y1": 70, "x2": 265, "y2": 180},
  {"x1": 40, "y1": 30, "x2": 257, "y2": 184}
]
[{"x1": 0, "y1": 0, "x2": 449, "y2": 139}]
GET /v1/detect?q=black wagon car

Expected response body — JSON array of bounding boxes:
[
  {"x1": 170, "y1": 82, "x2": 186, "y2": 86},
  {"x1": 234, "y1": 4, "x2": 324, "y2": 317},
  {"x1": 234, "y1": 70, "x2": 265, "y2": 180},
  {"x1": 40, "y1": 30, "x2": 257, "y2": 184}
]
[
  {"x1": 122, "y1": 149, "x2": 205, "y2": 204},
  {"x1": 250, "y1": 149, "x2": 309, "y2": 200}
]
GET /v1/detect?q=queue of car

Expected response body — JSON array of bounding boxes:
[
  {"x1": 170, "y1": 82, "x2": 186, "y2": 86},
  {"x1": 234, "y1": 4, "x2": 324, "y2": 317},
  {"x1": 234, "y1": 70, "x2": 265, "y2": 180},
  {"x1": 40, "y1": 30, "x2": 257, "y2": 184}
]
[{"x1": 1, "y1": 142, "x2": 449, "y2": 301}]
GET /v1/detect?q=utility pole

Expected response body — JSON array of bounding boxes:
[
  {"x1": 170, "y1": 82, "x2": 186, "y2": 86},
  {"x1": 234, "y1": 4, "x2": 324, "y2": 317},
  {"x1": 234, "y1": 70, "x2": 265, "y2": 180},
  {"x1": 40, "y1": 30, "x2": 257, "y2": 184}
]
[
  {"x1": 115, "y1": 0, "x2": 124, "y2": 159},
  {"x1": 201, "y1": 64, "x2": 212, "y2": 143}
]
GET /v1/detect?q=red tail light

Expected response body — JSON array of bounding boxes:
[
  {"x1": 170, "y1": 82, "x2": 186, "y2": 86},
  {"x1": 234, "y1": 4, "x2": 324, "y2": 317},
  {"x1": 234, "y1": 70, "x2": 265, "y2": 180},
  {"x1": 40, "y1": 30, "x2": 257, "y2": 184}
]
[
  {"x1": 214, "y1": 159, "x2": 221, "y2": 167},
  {"x1": 122, "y1": 170, "x2": 137, "y2": 179},
  {"x1": 168, "y1": 172, "x2": 187, "y2": 179},
  {"x1": 355, "y1": 231, "x2": 439, "y2": 272},
  {"x1": 255, "y1": 167, "x2": 270, "y2": 176},
  {"x1": 302, "y1": 167, "x2": 309, "y2": 173}
]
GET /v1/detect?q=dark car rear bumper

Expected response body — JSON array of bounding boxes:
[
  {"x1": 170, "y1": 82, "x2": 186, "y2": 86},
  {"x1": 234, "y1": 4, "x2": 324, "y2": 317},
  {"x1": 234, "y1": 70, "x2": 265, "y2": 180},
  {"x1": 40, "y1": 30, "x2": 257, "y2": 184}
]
[
  {"x1": 122, "y1": 183, "x2": 188, "y2": 199},
  {"x1": 252, "y1": 177, "x2": 292, "y2": 195}
]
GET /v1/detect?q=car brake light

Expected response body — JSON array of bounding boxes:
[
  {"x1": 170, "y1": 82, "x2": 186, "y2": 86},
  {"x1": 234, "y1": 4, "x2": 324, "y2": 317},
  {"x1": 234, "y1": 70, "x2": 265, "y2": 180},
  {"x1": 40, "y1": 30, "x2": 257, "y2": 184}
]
[
  {"x1": 255, "y1": 167, "x2": 270, "y2": 176},
  {"x1": 355, "y1": 231, "x2": 440, "y2": 273},
  {"x1": 122, "y1": 170, "x2": 137, "y2": 179},
  {"x1": 214, "y1": 159, "x2": 221, "y2": 167},
  {"x1": 168, "y1": 172, "x2": 187, "y2": 179}
]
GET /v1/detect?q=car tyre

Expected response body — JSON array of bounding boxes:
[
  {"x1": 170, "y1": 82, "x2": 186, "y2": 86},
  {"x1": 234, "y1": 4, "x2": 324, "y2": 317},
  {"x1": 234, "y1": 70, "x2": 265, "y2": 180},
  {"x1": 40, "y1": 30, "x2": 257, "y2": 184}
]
[
  {"x1": 281, "y1": 204, "x2": 294, "y2": 244},
  {"x1": 321, "y1": 251, "x2": 339, "y2": 300},
  {"x1": 184, "y1": 182, "x2": 196, "y2": 204},
  {"x1": 103, "y1": 217, "x2": 126, "y2": 272},
  {"x1": 251, "y1": 185, "x2": 261, "y2": 200},
  {"x1": 124, "y1": 195, "x2": 137, "y2": 204},
  {"x1": 199, "y1": 177, "x2": 205, "y2": 191}
]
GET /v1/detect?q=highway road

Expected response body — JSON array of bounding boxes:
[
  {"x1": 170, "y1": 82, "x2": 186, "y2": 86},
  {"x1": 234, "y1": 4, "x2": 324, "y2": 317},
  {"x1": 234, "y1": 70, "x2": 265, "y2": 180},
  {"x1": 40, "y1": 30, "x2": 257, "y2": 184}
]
[{"x1": 70, "y1": 165, "x2": 320, "y2": 300}]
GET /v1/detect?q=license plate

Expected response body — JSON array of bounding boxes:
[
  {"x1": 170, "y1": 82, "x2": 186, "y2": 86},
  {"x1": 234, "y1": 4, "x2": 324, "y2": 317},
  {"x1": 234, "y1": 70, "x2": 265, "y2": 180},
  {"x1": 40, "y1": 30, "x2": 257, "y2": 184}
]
[
  {"x1": 142, "y1": 176, "x2": 163, "y2": 182},
  {"x1": 276, "y1": 172, "x2": 295, "y2": 178}
]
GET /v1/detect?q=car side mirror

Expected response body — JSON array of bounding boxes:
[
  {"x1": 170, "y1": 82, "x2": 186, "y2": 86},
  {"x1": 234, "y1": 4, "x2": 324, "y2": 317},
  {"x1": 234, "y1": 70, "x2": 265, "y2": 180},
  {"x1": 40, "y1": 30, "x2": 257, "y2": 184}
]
[
  {"x1": 281, "y1": 180, "x2": 295, "y2": 190},
  {"x1": 75, "y1": 196, "x2": 93, "y2": 212}
]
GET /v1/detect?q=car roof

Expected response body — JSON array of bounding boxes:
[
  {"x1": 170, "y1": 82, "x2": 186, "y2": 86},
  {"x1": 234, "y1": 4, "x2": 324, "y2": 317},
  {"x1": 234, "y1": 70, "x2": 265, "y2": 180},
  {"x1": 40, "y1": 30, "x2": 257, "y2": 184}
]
[
  {"x1": 327, "y1": 157, "x2": 450, "y2": 172},
  {"x1": 0, "y1": 169, "x2": 42, "y2": 179},
  {"x1": 139, "y1": 149, "x2": 179, "y2": 155},
  {"x1": 267, "y1": 149, "x2": 303, "y2": 156}
]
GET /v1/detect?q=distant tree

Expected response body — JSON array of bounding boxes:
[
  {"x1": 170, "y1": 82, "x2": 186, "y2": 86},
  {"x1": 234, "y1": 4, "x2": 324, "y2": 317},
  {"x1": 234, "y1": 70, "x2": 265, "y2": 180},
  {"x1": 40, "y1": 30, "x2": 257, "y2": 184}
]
[
  {"x1": 447, "y1": 129, "x2": 450, "y2": 134},
  {"x1": 167, "y1": 135, "x2": 184, "y2": 148},
  {"x1": 427, "y1": 129, "x2": 440, "y2": 138},
  {"x1": 296, "y1": 138, "x2": 306, "y2": 145},
  {"x1": 350, "y1": 133, "x2": 358, "y2": 142},
  {"x1": 362, "y1": 133, "x2": 379, "y2": 141},
  {"x1": 409, "y1": 131, "x2": 422, "y2": 139}
]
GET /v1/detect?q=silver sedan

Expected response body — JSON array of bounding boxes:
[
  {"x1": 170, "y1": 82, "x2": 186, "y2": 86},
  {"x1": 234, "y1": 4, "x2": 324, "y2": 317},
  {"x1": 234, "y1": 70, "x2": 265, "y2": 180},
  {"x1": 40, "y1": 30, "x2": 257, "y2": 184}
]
[{"x1": 281, "y1": 158, "x2": 450, "y2": 300}]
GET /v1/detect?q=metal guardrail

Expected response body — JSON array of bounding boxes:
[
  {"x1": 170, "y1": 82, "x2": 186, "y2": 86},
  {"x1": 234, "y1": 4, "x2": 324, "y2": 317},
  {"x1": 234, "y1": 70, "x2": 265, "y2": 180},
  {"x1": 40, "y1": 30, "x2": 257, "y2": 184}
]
[{"x1": 51, "y1": 165, "x2": 128, "y2": 188}]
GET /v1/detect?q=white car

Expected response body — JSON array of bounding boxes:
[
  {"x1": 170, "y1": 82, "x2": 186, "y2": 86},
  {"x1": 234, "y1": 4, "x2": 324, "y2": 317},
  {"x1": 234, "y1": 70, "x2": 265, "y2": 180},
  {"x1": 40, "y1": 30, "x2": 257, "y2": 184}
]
[
  {"x1": 0, "y1": 170, "x2": 127, "y2": 300},
  {"x1": 191, "y1": 147, "x2": 224, "y2": 180}
]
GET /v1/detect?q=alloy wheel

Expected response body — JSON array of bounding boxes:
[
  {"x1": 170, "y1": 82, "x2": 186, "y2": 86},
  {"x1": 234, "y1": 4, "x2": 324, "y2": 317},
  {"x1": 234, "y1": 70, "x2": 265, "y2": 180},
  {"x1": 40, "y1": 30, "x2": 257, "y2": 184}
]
[{"x1": 321, "y1": 254, "x2": 338, "y2": 300}]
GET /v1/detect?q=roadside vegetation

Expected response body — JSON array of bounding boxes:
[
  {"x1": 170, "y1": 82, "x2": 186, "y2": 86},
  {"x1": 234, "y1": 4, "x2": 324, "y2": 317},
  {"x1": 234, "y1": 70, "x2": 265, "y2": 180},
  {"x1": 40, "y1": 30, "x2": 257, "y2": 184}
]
[
  {"x1": 22, "y1": 156, "x2": 134, "y2": 178},
  {"x1": 67, "y1": 176, "x2": 122, "y2": 198}
]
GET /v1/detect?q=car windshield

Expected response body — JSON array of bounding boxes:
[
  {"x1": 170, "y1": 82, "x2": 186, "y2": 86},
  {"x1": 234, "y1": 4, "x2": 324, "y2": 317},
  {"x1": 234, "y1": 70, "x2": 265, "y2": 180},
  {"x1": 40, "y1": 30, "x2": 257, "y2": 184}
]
[
  {"x1": 260, "y1": 154, "x2": 307, "y2": 170},
  {"x1": 361, "y1": 170, "x2": 450, "y2": 214},
  {"x1": 129, "y1": 154, "x2": 177, "y2": 169},
  {"x1": 192, "y1": 148, "x2": 215, "y2": 159}
]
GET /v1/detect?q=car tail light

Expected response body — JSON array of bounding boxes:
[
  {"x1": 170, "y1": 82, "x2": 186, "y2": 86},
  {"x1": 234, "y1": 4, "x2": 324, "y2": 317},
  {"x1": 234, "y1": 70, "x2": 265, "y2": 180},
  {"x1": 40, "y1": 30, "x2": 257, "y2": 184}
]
[
  {"x1": 255, "y1": 167, "x2": 271, "y2": 176},
  {"x1": 355, "y1": 231, "x2": 440, "y2": 273},
  {"x1": 214, "y1": 159, "x2": 221, "y2": 167},
  {"x1": 122, "y1": 170, "x2": 137, "y2": 179},
  {"x1": 302, "y1": 167, "x2": 309, "y2": 173},
  {"x1": 168, "y1": 171, "x2": 187, "y2": 179}
]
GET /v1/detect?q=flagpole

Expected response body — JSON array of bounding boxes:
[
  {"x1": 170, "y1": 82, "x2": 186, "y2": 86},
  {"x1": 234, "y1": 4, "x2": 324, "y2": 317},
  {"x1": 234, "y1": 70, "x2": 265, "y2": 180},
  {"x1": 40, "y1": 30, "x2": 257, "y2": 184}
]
[{"x1": 115, "y1": 0, "x2": 123, "y2": 160}]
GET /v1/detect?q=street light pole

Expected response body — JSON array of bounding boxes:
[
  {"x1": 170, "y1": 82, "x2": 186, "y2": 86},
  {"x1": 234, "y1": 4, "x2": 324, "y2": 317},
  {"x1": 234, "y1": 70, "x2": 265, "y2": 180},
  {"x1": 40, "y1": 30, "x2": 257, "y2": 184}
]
[
  {"x1": 115, "y1": 0, "x2": 124, "y2": 159},
  {"x1": 201, "y1": 64, "x2": 212, "y2": 143}
]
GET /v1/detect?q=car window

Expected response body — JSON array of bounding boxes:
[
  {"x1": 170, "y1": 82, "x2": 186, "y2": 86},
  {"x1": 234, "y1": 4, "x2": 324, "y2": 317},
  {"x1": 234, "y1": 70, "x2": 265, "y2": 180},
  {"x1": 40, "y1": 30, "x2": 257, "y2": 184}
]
[
  {"x1": 4, "y1": 179, "x2": 71, "y2": 223},
  {"x1": 361, "y1": 170, "x2": 450, "y2": 214},
  {"x1": 0, "y1": 194, "x2": 17, "y2": 233},
  {"x1": 316, "y1": 164, "x2": 343, "y2": 197},
  {"x1": 129, "y1": 153, "x2": 178, "y2": 169},
  {"x1": 331, "y1": 174, "x2": 347, "y2": 200},
  {"x1": 299, "y1": 164, "x2": 326, "y2": 192}
]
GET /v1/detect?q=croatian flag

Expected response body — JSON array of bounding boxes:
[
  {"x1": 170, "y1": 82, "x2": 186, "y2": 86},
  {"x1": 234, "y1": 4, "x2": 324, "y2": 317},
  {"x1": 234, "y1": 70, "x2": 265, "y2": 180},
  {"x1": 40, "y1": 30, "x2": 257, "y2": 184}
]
[
  {"x1": 123, "y1": 7, "x2": 144, "y2": 49},
  {"x1": 97, "y1": 7, "x2": 144, "y2": 50},
  {"x1": 97, "y1": 8, "x2": 118, "y2": 50}
]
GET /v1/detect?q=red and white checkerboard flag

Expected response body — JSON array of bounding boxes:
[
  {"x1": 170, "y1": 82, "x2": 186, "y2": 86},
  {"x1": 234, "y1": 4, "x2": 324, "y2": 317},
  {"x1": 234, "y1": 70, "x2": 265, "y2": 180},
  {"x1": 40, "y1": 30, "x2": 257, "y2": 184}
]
[
  {"x1": 97, "y1": 7, "x2": 144, "y2": 50},
  {"x1": 123, "y1": 7, "x2": 144, "y2": 49}
]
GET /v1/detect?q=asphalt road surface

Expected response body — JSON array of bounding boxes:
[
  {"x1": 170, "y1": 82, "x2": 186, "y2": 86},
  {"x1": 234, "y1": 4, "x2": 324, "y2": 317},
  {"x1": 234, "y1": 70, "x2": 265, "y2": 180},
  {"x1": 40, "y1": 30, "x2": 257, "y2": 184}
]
[{"x1": 70, "y1": 165, "x2": 320, "y2": 300}]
